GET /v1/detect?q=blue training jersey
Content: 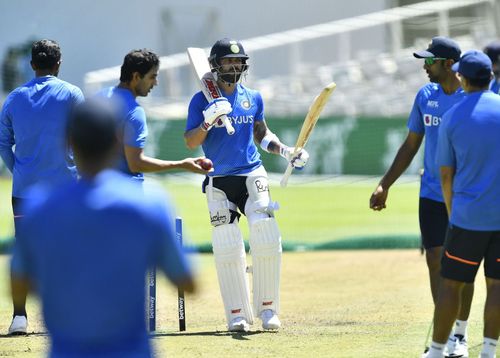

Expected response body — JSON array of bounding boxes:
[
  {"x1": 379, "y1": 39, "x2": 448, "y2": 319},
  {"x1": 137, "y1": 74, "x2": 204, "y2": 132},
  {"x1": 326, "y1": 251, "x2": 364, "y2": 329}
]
[
  {"x1": 10, "y1": 169, "x2": 193, "y2": 358},
  {"x1": 490, "y1": 78, "x2": 500, "y2": 95},
  {"x1": 437, "y1": 91, "x2": 500, "y2": 231},
  {"x1": 97, "y1": 87, "x2": 147, "y2": 181},
  {"x1": 407, "y1": 83, "x2": 465, "y2": 202},
  {"x1": 186, "y1": 83, "x2": 264, "y2": 176},
  {"x1": 0, "y1": 76, "x2": 84, "y2": 198}
]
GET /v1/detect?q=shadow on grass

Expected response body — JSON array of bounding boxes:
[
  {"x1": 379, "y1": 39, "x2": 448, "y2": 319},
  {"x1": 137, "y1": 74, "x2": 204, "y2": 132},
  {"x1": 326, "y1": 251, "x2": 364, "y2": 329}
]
[
  {"x1": 0, "y1": 331, "x2": 48, "y2": 338},
  {"x1": 151, "y1": 330, "x2": 275, "y2": 341}
]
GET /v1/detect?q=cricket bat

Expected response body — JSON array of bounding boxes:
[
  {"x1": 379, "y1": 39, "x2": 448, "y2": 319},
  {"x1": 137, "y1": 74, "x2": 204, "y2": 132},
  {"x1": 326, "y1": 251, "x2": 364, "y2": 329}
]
[
  {"x1": 280, "y1": 82, "x2": 337, "y2": 188},
  {"x1": 187, "y1": 47, "x2": 235, "y2": 135}
]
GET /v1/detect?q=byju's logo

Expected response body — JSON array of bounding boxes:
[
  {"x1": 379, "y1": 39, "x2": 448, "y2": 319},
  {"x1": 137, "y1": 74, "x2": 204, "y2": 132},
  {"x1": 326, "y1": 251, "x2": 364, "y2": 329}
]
[{"x1": 423, "y1": 114, "x2": 441, "y2": 126}]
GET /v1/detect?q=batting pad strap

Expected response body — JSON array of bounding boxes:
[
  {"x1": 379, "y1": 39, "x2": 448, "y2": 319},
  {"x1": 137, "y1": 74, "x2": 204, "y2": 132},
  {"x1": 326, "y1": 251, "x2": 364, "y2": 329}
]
[
  {"x1": 260, "y1": 132, "x2": 279, "y2": 153},
  {"x1": 212, "y1": 224, "x2": 254, "y2": 324},
  {"x1": 249, "y1": 217, "x2": 282, "y2": 315}
]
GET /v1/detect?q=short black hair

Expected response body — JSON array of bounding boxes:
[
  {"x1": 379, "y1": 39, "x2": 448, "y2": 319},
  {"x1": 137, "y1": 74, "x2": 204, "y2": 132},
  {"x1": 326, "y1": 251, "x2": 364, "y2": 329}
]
[
  {"x1": 67, "y1": 100, "x2": 118, "y2": 161},
  {"x1": 464, "y1": 75, "x2": 492, "y2": 88},
  {"x1": 119, "y1": 49, "x2": 159, "y2": 82},
  {"x1": 31, "y1": 39, "x2": 61, "y2": 70}
]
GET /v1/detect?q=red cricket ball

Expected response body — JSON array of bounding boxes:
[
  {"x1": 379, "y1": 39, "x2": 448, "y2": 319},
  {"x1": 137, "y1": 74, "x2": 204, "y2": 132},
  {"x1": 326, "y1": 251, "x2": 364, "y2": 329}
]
[{"x1": 198, "y1": 158, "x2": 213, "y2": 170}]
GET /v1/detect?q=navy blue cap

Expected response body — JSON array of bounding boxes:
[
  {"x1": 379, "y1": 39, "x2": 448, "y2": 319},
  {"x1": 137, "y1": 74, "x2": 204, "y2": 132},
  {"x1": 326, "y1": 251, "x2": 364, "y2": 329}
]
[
  {"x1": 414, "y1": 36, "x2": 461, "y2": 61},
  {"x1": 484, "y1": 41, "x2": 500, "y2": 64},
  {"x1": 451, "y1": 50, "x2": 492, "y2": 80}
]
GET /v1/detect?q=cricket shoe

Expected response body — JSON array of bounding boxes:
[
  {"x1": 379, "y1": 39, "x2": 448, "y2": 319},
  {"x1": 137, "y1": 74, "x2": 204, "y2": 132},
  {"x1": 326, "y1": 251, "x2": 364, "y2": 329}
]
[
  {"x1": 228, "y1": 317, "x2": 250, "y2": 332},
  {"x1": 446, "y1": 334, "x2": 468, "y2": 358},
  {"x1": 8, "y1": 315, "x2": 27, "y2": 335},
  {"x1": 260, "y1": 309, "x2": 281, "y2": 330}
]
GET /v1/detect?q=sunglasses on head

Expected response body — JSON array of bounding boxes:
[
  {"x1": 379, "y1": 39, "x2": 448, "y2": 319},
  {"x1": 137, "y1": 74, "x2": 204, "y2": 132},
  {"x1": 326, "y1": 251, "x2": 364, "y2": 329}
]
[{"x1": 424, "y1": 57, "x2": 447, "y2": 66}]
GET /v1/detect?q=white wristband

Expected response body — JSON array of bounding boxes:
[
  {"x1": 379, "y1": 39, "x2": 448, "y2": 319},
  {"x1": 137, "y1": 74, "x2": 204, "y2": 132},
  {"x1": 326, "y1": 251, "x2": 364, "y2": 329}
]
[{"x1": 260, "y1": 132, "x2": 279, "y2": 152}]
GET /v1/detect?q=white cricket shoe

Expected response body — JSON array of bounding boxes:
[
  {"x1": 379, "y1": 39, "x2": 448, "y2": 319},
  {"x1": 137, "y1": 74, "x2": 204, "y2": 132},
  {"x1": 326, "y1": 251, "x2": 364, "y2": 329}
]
[
  {"x1": 8, "y1": 315, "x2": 27, "y2": 335},
  {"x1": 446, "y1": 335, "x2": 468, "y2": 358},
  {"x1": 260, "y1": 309, "x2": 281, "y2": 330},
  {"x1": 228, "y1": 317, "x2": 250, "y2": 332}
]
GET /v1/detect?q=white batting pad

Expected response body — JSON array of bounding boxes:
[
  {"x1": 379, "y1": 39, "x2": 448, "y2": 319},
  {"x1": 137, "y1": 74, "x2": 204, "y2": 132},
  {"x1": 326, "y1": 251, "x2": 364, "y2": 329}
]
[
  {"x1": 206, "y1": 184, "x2": 236, "y2": 226},
  {"x1": 245, "y1": 175, "x2": 279, "y2": 225},
  {"x1": 249, "y1": 217, "x2": 282, "y2": 315},
  {"x1": 212, "y1": 223, "x2": 254, "y2": 325}
]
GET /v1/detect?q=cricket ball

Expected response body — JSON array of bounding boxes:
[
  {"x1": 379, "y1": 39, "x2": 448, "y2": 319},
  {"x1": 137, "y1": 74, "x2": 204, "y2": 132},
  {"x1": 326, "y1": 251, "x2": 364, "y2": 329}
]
[{"x1": 198, "y1": 158, "x2": 213, "y2": 170}]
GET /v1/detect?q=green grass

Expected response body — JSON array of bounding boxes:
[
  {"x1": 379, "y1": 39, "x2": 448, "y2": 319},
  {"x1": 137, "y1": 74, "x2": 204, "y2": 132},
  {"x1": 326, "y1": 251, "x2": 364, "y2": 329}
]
[
  {"x1": 158, "y1": 174, "x2": 420, "y2": 246},
  {"x1": 0, "y1": 174, "x2": 420, "y2": 247}
]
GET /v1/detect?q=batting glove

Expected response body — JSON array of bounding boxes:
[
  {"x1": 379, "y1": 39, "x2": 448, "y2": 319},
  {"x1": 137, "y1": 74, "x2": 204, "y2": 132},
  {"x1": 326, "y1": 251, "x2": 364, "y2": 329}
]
[
  {"x1": 280, "y1": 146, "x2": 309, "y2": 169},
  {"x1": 201, "y1": 98, "x2": 232, "y2": 131}
]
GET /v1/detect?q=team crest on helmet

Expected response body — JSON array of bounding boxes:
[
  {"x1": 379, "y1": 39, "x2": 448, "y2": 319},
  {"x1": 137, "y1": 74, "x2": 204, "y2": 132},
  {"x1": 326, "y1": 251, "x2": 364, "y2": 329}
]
[
  {"x1": 230, "y1": 44, "x2": 240, "y2": 53},
  {"x1": 241, "y1": 100, "x2": 251, "y2": 109}
]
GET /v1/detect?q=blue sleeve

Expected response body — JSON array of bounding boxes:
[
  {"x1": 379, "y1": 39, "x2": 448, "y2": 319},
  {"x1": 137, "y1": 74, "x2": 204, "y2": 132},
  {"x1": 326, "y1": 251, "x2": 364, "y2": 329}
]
[
  {"x1": 186, "y1": 92, "x2": 207, "y2": 131},
  {"x1": 72, "y1": 86, "x2": 85, "y2": 105},
  {"x1": 407, "y1": 89, "x2": 425, "y2": 134},
  {"x1": 436, "y1": 111, "x2": 455, "y2": 168},
  {"x1": 153, "y1": 200, "x2": 193, "y2": 284},
  {"x1": 0, "y1": 95, "x2": 15, "y2": 172},
  {"x1": 254, "y1": 91, "x2": 264, "y2": 122},
  {"x1": 124, "y1": 107, "x2": 147, "y2": 148}
]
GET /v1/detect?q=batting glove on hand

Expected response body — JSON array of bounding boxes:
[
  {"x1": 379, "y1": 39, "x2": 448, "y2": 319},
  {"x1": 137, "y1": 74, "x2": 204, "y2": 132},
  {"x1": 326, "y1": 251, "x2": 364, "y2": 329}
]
[
  {"x1": 201, "y1": 98, "x2": 232, "y2": 131},
  {"x1": 280, "y1": 146, "x2": 309, "y2": 170}
]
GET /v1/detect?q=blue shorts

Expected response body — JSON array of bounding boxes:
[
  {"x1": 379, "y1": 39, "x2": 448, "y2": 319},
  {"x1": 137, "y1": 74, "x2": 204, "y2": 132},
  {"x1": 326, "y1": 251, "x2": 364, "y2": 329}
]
[
  {"x1": 441, "y1": 225, "x2": 500, "y2": 283},
  {"x1": 419, "y1": 197, "x2": 449, "y2": 249}
]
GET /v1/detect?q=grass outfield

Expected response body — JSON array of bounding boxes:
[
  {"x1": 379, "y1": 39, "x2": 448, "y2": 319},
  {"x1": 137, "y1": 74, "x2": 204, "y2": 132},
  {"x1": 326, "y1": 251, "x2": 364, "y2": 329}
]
[
  {"x1": 0, "y1": 174, "x2": 421, "y2": 246},
  {"x1": 0, "y1": 251, "x2": 490, "y2": 357}
]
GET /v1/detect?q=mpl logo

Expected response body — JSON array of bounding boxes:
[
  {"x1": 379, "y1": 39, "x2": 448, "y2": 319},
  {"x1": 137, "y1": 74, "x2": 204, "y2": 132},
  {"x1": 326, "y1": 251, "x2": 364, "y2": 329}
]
[
  {"x1": 423, "y1": 114, "x2": 441, "y2": 126},
  {"x1": 427, "y1": 100, "x2": 439, "y2": 108}
]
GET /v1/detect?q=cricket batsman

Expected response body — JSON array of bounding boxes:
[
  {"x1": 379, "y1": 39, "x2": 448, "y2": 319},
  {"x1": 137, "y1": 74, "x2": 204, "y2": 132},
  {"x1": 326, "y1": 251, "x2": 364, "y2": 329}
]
[{"x1": 184, "y1": 38, "x2": 309, "y2": 332}]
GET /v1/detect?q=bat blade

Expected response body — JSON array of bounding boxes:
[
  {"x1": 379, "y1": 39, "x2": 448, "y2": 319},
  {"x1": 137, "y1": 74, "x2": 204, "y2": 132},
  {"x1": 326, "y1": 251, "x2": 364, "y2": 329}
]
[
  {"x1": 280, "y1": 82, "x2": 337, "y2": 187},
  {"x1": 187, "y1": 47, "x2": 235, "y2": 135}
]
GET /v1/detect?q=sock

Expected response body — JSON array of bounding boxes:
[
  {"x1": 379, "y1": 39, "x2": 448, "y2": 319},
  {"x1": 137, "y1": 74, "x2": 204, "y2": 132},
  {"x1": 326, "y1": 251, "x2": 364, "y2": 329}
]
[
  {"x1": 480, "y1": 337, "x2": 498, "y2": 357},
  {"x1": 454, "y1": 320, "x2": 467, "y2": 337},
  {"x1": 427, "y1": 341, "x2": 445, "y2": 358}
]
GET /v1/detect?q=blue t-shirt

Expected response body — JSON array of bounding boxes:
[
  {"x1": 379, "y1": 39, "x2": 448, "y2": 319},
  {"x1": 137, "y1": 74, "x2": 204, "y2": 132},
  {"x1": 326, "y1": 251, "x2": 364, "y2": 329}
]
[
  {"x1": 0, "y1": 76, "x2": 84, "y2": 198},
  {"x1": 437, "y1": 91, "x2": 500, "y2": 231},
  {"x1": 11, "y1": 170, "x2": 192, "y2": 358},
  {"x1": 97, "y1": 87, "x2": 147, "y2": 181},
  {"x1": 489, "y1": 78, "x2": 500, "y2": 95},
  {"x1": 407, "y1": 83, "x2": 465, "y2": 202},
  {"x1": 186, "y1": 84, "x2": 264, "y2": 176}
]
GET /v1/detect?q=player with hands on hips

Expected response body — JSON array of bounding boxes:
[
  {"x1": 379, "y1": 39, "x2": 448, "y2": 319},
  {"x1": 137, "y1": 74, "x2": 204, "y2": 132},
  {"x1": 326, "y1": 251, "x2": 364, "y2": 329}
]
[{"x1": 184, "y1": 38, "x2": 307, "y2": 333}]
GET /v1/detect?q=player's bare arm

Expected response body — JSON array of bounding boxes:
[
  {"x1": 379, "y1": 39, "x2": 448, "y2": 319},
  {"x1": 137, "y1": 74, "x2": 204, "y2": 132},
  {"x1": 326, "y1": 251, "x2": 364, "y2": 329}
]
[
  {"x1": 124, "y1": 145, "x2": 208, "y2": 174},
  {"x1": 370, "y1": 131, "x2": 424, "y2": 210},
  {"x1": 439, "y1": 166, "x2": 455, "y2": 217},
  {"x1": 184, "y1": 126, "x2": 209, "y2": 149}
]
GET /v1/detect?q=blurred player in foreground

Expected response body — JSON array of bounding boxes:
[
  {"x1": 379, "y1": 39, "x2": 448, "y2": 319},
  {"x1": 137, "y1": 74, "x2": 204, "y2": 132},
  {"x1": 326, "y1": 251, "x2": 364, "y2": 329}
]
[
  {"x1": 483, "y1": 41, "x2": 500, "y2": 94},
  {"x1": 10, "y1": 100, "x2": 195, "y2": 357},
  {"x1": 0, "y1": 39, "x2": 84, "y2": 335},
  {"x1": 369, "y1": 36, "x2": 473, "y2": 357},
  {"x1": 424, "y1": 50, "x2": 500, "y2": 358},
  {"x1": 184, "y1": 38, "x2": 309, "y2": 332},
  {"x1": 98, "y1": 49, "x2": 208, "y2": 180}
]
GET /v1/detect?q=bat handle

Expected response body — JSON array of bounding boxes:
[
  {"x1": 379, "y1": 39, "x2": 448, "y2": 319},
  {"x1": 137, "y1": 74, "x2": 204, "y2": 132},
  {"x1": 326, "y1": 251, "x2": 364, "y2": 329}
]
[
  {"x1": 221, "y1": 115, "x2": 235, "y2": 135},
  {"x1": 280, "y1": 163, "x2": 294, "y2": 188}
]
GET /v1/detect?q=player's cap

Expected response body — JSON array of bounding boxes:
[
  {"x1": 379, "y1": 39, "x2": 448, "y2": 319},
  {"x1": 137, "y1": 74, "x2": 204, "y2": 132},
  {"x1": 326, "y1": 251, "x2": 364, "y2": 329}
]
[
  {"x1": 413, "y1": 36, "x2": 461, "y2": 61},
  {"x1": 209, "y1": 38, "x2": 249, "y2": 61},
  {"x1": 484, "y1": 41, "x2": 500, "y2": 65},
  {"x1": 451, "y1": 50, "x2": 492, "y2": 80}
]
